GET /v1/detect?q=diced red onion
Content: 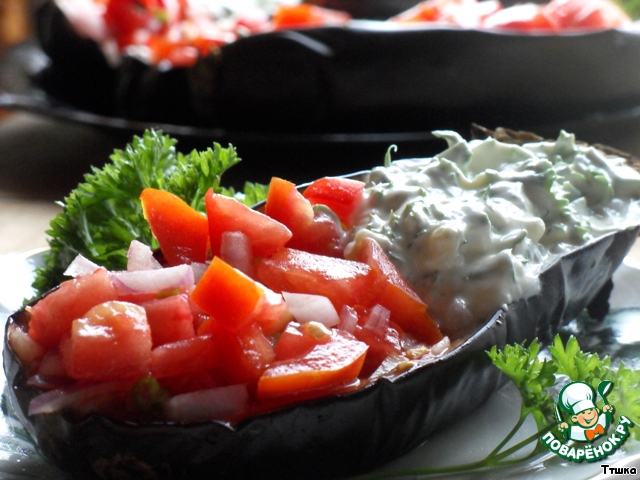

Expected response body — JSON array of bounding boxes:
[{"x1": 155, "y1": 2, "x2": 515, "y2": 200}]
[
  {"x1": 127, "y1": 240, "x2": 162, "y2": 271},
  {"x1": 338, "y1": 305, "x2": 359, "y2": 334},
  {"x1": 63, "y1": 254, "x2": 101, "y2": 278},
  {"x1": 282, "y1": 292, "x2": 339, "y2": 327},
  {"x1": 363, "y1": 304, "x2": 391, "y2": 337},
  {"x1": 28, "y1": 380, "x2": 133, "y2": 416},
  {"x1": 190, "y1": 262, "x2": 208, "y2": 283},
  {"x1": 430, "y1": 336, "x2": 451, "y2": 356},
  {"x1": 111, "y1": 264, "x2": 194, "y2": 294},
  {"x1": 7, "y1": 324, "x2": 45, "y2": 365},
  {"x1": 164, "y1": 384, "x2": 249, "y2": 423},
  {"x1": 220, "y1": 231, "x2": 253, "y2": 276},
  {"x1": 37, "y1": 349, "x2": 66, "y2": 377}
]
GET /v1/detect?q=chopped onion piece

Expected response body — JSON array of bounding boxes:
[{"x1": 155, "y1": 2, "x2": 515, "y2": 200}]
[
  {"x1": 282, "y1": 292, "x2": 339, "y2": 327},
  {"x1": 28, "y1": 380, "x2": 133, "y2": 416},
  {"x1": 431, "y1": 336, "x2": 451, "y2": 356},
  {"x1": 220, "y1": 231, "x2": 253, "y2": 276},
  {"x1": 338, "y1": 305, "x2": 359, "y2": 334},
  {"x1": 7, "y1": 324, "x2": 45, "y2": 365},
  {"x1": 127, "y1": 240, "x2": 162, "y2": 271},
  {"x1": 164, "y1": 384, "x2": 249, "y2": 423},
  {"x1": 363, "y1": 304, "x2": 391, "y2": 337},
  {"x1": 190, "y1": 262, "x2": 208, "y2": 283},
  {"x1": 63, "y1": 254, "x2": 101, "y2": 278},
  {"x1": 112, "y1": 264, "x2": 194, "y2": 294}
]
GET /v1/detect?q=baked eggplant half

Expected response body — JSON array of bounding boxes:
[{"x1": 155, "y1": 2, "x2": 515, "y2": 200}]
[{"x1": 4, "y1": 131, "x2": 640, "y2": 480}]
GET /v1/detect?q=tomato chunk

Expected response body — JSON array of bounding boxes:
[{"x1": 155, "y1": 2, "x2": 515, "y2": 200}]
[
  {"x1": 257, "y1": 329, "x2": 367, "y2": 398},
  {"x1": 274, "y1": 321, "x2": 332, "y2": 361},
  {"x1": 28, "y1": 268, "x2": 118, "y2": 349},
  {"x1": 150, "y1": 334, "x2": 218, "y2": 379},
  {"x1": 214, "y1": 322, "x2": 276, "y2": 385},
  {"x1": 543, "y1": 0, "x2": 630, "y2": 29},
  {"x1": 142, "y1": 294, "x2": 195, "y2": 347},
  {"x1": 265, "y1": 177, "x2": 346, "y2": 257},
  {"x1": 303, "y1": 177, "x2": 365, "y2": 228},
  {"x1": 60, "y1": 301, "x2": 152, "y2": 382},
  {"x1": 191, "y1": 257, "x2": 288, "y2": 333},
  {"x1": 190, "y1": 257, "x2": 263, "y2": 330},
  {"x1": 205, "y1": 189, "x2": 292, "y2": 258},
  {"x1": 271, "y1": 4, "x2": 351, "y2": 30},
  {"x1": 483, "y1": 4, "x2": 557, "y2": 31},
  {"x1": 140, "y1": 188, "x2": 209, "y2": 266},
  {"x1": 256, "y1": 248, "x2": 379, "y2": 311},
  {"x1": 351, "y1": 238, "x2": 443, "y2": 344}
]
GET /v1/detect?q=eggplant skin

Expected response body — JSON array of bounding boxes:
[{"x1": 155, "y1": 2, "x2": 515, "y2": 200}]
[
  {"x1": 3, "y1": 225, "x2": 638, "y2": 480},
  {"x1": 34, "y1": 0, "x2": 117, "y2": 116}
]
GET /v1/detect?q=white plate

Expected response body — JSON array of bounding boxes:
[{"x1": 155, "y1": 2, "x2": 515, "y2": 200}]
[{"x1": 1, "y1": 251, "x2": 639, "y2": 479}]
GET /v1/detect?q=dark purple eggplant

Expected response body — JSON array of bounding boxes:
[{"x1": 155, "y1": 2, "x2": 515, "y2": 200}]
[
  {"x1": 33, "y1": 0, "x2": 117, "y2": 116},
  {"x1": 33, "y1": 0, "x2": 640, "y2": 134},
  {"x1": 3, "y1": 196, "x2": 639, "y2": 480}
]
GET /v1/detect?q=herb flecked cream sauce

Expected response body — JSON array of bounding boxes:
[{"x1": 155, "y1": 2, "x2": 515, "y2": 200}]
[{"x1": 348, "y1": 131, "x2": 640, "y2": 337}]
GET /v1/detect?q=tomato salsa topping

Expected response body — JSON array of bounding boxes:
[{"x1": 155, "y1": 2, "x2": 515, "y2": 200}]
[{"x1": 8, "y1": 176, "x2": 446, "y2": 424}]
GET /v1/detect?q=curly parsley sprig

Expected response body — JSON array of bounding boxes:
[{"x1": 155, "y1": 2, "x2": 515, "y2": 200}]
[
  {"x1": 363, "y1": 334, "x2": 640, "y2": 478},
  {"x1": 32, "y1": 129, "x2": 267, "y2": 296}
]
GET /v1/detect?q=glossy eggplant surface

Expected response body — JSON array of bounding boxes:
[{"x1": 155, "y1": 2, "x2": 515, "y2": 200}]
[
  {"x1": 33, "y1": 0, "x2": 640, "y2": 134},
  {"x1": 4, "y1": 209, "x2": 639, "y2": 479}
]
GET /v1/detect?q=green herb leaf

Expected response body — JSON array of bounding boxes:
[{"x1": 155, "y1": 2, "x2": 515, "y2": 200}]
[{"x1": 31, "y1": 130, "x2": 266, "y2": 297}]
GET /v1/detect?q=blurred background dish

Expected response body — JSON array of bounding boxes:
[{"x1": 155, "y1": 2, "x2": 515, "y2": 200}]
[{"x1": 2, "y1": 0, "x2": 640, "y2": 256}]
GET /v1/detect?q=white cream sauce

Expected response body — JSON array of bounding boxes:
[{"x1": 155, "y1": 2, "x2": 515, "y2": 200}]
[{"x1": 349, "y1": 131, "x2": 640, "y2": 337}]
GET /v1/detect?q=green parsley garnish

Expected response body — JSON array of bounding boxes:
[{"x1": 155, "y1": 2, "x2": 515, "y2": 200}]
[
  {"x1": 365, "y1": 334, "x2": 639, "y2": 478},
  {"x1": 32, "y1": 129, "x2": 267, "y2": 296}
]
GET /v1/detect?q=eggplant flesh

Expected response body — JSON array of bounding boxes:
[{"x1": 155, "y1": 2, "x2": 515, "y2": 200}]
[
  {"x1": 3, "y1": 220, "x2": 638, "y2": 479},
  {"x1": 33, "y1": 0, "x2": 640, "y2": 134}
]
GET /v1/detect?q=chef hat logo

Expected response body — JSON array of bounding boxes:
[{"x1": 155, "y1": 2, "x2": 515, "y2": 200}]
[{"x1": 559, "y1": 381, "x2": 597, "y2": 415}]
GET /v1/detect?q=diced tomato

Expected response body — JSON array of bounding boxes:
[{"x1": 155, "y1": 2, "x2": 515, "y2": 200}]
[
  {"x1": 271, "y1": 4, "x2": 351, "y2": 30},
  {"x1": 390, "y1": 1, "x2": 442, "y2": 22},
  {"x1": 302, "y1": 177, "x2": 365, "y2": 228},
  {"x1": 350, "y1": 238, "x2": 443, "y2": 344},
  {"x1": 150, "y1": 334, "x2": 217, "y2": 379},
  {"x1": 257, "y1": 329, "x2": 367, "y2": 398},
  {"x1": 265, "y1": 177, "x2": 346, "y2": 257},
  {"x1": 104, "y1": 0, "x2": 164, "y2": 47},
  {"x1": 252, "y1": 288, "x2": 292, "y2": 336},
  {"x1": 543, "y1": 0, "x2": 630, "y2": 30},
  {"x1": 60, "y1": 301, "x2": 152, "y2": 382},
  {"x1": 140, "y1": 188, "x2": 209, "y2": 266},
  {"x1": 147, "y1": 34, "x2": 199, "y2": 67},
  {"x1": 353, "y1": 322, "x2": 402, "y2": 378},
  {"x1": 274, "y1": 321, "x2": 332, "y2": 361},
  {"x1": 483, "y1": 3, "x2": 557, "y2": 30},
  {"x1": 256, "y1": 248, "x2": 380, "y2": 311},
  {"x1": 214, "y1": 322, "x2": 275, "y2": 386},
  {"x1": 390, "y1": 0, "x2": 501, "y2": 27},
  {"x1": 205, "y1": 189, "x2": 292, "y2": 258},
  {"x1": 191, "y1": 257, "x2": 287, "y2": 333},
  {"x1": 142, "y1": 294, "x2": 195, "y2": 347},
  {"x1": 198, "y1": 279, "x2": 290, "y2": 336},
  {"x1": 28, "y1": 268, "x2": 118, "y2": 349}
]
